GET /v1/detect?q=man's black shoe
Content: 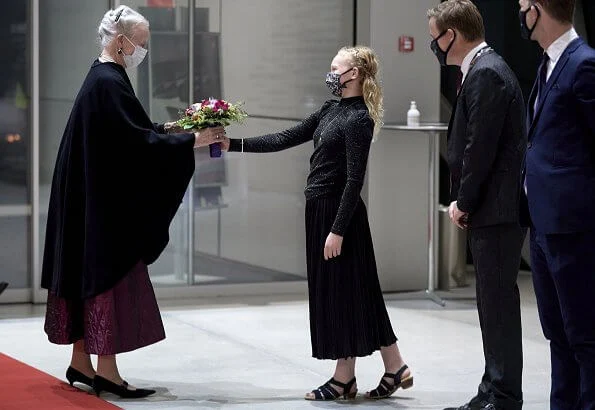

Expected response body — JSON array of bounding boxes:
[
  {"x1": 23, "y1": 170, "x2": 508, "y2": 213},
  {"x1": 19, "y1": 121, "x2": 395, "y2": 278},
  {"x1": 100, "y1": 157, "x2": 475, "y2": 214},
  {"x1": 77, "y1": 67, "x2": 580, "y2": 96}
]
[{"x1": 444, "y1": 395, "x2": 496, "y2": 410}]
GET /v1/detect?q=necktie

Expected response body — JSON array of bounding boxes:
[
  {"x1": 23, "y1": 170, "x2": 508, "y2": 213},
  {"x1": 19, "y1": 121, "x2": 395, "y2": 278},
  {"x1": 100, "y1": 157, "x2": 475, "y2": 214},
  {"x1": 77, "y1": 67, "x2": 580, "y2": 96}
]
[
  {"x1": 526, "y1": 52, "x2": 550, "y2": 194},
  {"x1": 456, "y1": 70, "x2": 463, "y2": 95},
  {"x1": 534, "y1": 52, "x2": 550, "y2": 118}
]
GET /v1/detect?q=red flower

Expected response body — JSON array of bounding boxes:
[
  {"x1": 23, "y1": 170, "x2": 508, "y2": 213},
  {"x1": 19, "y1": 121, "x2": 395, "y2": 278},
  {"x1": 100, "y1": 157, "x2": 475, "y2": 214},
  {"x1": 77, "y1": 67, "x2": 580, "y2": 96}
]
[
  {"x1": 185, "y1": 107, "x2": 195, "y2": 117},
  {"x1": 213, "y1": 100, "x2": 229, "y2": 111}
]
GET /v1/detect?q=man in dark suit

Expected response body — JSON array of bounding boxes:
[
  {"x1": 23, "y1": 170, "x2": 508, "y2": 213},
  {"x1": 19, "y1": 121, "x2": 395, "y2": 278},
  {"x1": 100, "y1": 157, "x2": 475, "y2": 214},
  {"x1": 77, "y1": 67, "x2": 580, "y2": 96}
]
[
  {"x1": 518, "y1": 0, "x2": 595, "y2": 408},
  {"x1": 428, "y1": 1, "x2": 527, "y2": 409}
]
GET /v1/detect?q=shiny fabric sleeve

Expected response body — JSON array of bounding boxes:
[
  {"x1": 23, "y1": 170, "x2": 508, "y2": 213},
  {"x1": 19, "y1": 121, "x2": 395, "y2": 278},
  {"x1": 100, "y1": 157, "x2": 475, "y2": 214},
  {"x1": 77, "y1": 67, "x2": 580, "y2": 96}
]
[
  {"x1": 228, "y1": 102, "x2": 334, "y2": 153},
  {"x1": 331, "y1": 112, "x2": 374, "y2": 236}
]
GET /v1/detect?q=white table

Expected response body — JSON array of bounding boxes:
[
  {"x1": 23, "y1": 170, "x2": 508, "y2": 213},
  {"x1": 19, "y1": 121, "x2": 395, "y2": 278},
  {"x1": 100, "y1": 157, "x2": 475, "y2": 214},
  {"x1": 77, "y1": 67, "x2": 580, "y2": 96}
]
[{"x1": 384, "y1": 123, "x2": 448, "y2": 306}]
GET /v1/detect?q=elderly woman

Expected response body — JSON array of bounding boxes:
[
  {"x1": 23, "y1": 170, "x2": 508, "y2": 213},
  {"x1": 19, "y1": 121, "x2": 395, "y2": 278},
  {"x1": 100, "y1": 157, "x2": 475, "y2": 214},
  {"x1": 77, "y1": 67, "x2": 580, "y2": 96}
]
[{"x1": 41, "y1": 5, "x2": 223, "y2": 398}]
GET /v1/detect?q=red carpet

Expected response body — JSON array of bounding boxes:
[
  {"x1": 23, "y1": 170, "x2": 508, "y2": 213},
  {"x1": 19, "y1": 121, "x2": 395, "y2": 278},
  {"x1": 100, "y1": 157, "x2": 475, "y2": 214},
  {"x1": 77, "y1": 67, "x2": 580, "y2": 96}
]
[{"x1": 0, "y1": 353, "x2": 121, "y2": 410}]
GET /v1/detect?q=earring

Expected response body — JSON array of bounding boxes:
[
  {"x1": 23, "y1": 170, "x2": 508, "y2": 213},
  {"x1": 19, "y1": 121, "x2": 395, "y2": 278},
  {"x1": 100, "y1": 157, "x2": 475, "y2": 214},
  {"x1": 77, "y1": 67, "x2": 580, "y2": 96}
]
[{"x1": 117, "y1": 48, "x2": 123, "y2": 54}]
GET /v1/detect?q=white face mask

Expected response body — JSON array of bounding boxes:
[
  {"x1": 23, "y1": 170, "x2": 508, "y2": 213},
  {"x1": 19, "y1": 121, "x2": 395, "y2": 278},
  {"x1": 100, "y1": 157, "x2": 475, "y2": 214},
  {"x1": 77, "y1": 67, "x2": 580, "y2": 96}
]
[{"x1": 122, "y1": 35, "x2": 147, "y2": 69}]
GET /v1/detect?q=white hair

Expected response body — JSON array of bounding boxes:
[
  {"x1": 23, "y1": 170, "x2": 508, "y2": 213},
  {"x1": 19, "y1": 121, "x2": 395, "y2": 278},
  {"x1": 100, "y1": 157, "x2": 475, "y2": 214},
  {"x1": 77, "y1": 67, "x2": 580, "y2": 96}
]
[{"x1": 98, "y1": 5, "x2": 149, "y2": 48}]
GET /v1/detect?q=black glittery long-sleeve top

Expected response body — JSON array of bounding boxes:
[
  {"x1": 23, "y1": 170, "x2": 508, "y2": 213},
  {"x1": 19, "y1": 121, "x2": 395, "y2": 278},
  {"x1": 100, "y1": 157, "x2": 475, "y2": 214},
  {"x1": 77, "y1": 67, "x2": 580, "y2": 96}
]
[{"x1": 228, "y1": 96, "x2": 373, "y2": 236}]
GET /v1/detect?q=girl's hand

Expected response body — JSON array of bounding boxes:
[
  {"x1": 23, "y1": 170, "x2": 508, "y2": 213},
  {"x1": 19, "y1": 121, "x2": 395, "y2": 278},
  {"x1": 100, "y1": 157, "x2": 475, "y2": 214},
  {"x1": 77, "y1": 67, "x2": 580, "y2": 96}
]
[
  {"x1": 220, "y1": 136, "x2": 230, "y2": 151},
  {"x1": 324, "y1": 232, "x2": 343, "y2": 260}
]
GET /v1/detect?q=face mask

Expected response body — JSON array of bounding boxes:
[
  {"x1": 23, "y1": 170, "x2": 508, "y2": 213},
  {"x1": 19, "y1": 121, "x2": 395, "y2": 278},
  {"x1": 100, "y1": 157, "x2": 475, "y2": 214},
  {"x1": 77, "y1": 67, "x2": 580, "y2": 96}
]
[
  {"x1": 430, "y1": 30, "x2": 456, "y2": 67},
  {"x1": 325, "y1": 68, "x2": 354, "y2": 97},
  {"x1": 519, "y1": 4, "x2": 540, "y2": 40},
  {"x1": 122, "y1": 36, "x2": 147, "y2": 69}
]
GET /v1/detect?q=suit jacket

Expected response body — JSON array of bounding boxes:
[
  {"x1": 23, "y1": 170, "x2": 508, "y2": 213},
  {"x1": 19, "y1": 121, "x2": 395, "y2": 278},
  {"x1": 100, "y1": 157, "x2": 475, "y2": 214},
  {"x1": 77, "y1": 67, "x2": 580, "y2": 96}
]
[
  {"x1": 521, "y1": 38, "x2": 595, "y2": 234},
  {"x1": 448, "y1": 50, "x2": 527, "y2": 228}
]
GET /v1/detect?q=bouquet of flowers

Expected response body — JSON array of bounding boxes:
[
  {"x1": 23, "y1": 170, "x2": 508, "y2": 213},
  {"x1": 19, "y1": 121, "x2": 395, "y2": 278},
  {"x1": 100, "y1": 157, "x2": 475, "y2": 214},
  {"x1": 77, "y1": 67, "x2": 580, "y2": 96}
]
[{"x1": 177, "y1": 98, "x2": 248, "y2": 157}]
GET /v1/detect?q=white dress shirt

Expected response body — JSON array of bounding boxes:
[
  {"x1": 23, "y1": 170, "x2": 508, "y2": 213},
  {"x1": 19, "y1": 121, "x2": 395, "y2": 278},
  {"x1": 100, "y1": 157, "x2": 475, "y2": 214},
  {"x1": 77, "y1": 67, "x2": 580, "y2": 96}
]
[
  {"x1": 544, "y1": 27, "x2": 579, "y2": 81},
  {"x1": 535, "y1": 28, "x2": 579, "y2": 107},
  {"x1": 461, "y1": 41, "x2": 488, "y2": 84}
]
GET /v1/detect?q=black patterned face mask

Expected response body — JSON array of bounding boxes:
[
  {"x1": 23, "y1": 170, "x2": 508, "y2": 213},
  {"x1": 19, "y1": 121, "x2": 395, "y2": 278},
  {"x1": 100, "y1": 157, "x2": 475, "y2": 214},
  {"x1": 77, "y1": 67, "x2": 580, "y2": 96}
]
[
  {"x1": 430, "y1": 30, "x2": 455, "y2": 67},
  {"x1": 325, "y1": 68, "x2": 354, "y2": 97}
]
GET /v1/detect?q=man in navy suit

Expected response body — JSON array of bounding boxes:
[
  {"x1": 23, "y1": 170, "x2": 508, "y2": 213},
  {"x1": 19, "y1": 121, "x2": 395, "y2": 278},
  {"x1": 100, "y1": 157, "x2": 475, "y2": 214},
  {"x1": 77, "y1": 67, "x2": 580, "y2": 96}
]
[{"x1": 519, "y1": 0, "x2": 595, "y2": 408}]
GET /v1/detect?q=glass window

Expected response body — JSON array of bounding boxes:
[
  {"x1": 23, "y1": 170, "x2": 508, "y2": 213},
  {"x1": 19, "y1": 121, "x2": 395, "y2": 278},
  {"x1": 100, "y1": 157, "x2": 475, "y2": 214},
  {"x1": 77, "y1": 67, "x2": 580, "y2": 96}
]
[
  {"x1": 0, "y1": 0, "x2": 30, "y2": 289},
  {"x1": 192, "y1": 0, "x2": 354, "y2": 285},
  {"x1": 127, "y1": 0, "x2": 192, "y2": 286},
  {"x1": 125, "y1": 0, "x2": 354, "y2": 287},
  {"x1": 38, "y1": 0, "x2": 112, "y2": 287}
]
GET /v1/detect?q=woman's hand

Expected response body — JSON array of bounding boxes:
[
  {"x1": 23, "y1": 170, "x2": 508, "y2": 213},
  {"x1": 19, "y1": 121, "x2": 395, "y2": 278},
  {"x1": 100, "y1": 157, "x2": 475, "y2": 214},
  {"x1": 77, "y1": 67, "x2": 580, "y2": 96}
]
[
  {"x1": 194, "y1": 127, "x2": 225, "y2": 148},
  {"x1": 324, "y1": 232, "x2": 343, "y2": 261},
  {"x1": 164, "y1": 121, "x2": 183, "y2": 133}
]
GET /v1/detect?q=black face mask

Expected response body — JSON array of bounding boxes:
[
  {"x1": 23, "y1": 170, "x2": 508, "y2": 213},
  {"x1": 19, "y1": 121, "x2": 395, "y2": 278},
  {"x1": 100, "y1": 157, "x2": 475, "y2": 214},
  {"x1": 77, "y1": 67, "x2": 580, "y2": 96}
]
[
  {"x1": 519, "y1": 4, "x2": 540, "y2": 40},
  {"x1": 430, "y1": 30, "x2": 456, "y2": 67},
  {"x1": 325, "y1": 68, "x2": 354, "y2": 97}
]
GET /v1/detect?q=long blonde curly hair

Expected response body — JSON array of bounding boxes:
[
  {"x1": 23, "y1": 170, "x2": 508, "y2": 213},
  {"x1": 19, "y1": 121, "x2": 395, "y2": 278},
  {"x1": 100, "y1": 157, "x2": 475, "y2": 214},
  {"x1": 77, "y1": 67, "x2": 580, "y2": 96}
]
[{"x1": 339, "y1": 45, "x2": 384, "y2": 137}]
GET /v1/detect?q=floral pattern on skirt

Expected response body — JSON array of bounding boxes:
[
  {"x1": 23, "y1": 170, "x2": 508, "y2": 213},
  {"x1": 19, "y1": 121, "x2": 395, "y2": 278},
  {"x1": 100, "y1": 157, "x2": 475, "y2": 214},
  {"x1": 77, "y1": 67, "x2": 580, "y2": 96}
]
[{"x1": 44, "y1": 261, "x2": 165, "y2": 355}]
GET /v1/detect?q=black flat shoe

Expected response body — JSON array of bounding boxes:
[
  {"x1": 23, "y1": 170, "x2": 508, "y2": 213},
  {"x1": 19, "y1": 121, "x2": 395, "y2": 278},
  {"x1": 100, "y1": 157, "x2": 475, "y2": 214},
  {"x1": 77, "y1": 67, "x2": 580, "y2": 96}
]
[
  {"x1": 92, "y1": 375, "x2": 156, "y2": 398},
  {"x1": 365, "y1": 364, "x2": 413, "y2": 399},
  {"x1": 65, "y1": 366, "x2": 94, "y2": 388},
  {"x1": 305, "y1": 377, "x2": 357, "y2": 401}
]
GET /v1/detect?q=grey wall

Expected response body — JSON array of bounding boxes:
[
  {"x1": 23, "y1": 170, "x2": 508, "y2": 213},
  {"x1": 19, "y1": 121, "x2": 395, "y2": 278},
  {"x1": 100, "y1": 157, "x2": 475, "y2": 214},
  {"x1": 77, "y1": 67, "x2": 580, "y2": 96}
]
[
  {"x1": 217, "y1": 0, "x2": 355, "y2": 276},
  {"x1": 369, "y1": 0, "x2": 440, "y2": 124},
  {"x1": 360, "y1": 0, "x2": 441, "y2": 291},
  {"x1": 221, "y1": 0, "x2": 354, "y2": 118}
]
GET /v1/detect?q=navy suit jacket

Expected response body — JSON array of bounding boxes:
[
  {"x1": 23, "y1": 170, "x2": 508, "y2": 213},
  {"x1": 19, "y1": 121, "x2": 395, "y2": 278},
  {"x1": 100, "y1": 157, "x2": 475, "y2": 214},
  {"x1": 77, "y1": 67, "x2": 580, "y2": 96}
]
[{"x1": 521, "y1": 38, "x2": 595, "y2": 234}]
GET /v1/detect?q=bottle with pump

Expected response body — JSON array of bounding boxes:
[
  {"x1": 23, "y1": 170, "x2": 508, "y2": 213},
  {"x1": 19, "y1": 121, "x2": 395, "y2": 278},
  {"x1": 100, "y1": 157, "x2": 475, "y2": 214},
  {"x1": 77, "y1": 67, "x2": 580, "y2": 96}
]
[{"x1": 407, "y1": 101, "x2": 420, "y2": 127}]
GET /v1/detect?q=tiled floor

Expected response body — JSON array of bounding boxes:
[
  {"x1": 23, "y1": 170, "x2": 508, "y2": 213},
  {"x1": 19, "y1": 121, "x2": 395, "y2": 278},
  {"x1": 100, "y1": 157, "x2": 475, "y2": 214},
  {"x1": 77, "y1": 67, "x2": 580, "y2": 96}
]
[{"x1": 0, "y1": 274, "x2": 550, "y2": 409}]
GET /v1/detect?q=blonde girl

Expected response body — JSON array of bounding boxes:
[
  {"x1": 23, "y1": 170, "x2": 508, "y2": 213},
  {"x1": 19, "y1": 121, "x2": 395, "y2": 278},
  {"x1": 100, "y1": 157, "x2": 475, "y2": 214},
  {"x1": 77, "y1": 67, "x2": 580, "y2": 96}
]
[{"x1": 222, "y1": 46, "x2": 412, "y2": 401}]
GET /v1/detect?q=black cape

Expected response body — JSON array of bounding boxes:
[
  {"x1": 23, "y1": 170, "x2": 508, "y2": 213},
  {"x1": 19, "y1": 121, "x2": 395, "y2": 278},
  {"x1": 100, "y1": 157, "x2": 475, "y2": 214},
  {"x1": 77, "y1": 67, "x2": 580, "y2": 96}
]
[{"x1": 41, "y1": 60, "x2": 195, "y2": 299}]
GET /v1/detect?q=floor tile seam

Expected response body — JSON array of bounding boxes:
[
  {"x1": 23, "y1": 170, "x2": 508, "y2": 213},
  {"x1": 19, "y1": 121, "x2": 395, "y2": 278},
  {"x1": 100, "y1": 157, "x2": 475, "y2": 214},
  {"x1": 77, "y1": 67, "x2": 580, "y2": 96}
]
[
  {"x1": 163, "y1": 313, "x2": 328, "y2": 379},
  {"x1": 160, "y1": 300, "x2": 309, "y2": 315},
  {"x1": 160, "y1": 316, "x2": 426, "y2": 407}
]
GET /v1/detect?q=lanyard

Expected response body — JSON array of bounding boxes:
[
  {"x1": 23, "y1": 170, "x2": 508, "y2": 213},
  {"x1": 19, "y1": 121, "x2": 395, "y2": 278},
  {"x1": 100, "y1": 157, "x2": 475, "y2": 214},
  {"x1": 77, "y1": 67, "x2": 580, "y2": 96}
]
[{"x1": 469, "y1": 46, "x2": 492, "y2": 68}]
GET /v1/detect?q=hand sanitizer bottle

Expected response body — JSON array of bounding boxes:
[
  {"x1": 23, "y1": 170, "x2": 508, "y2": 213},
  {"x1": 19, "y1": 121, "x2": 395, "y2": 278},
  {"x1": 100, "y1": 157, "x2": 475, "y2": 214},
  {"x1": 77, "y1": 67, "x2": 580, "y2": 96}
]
[{"x1": 407, "y1": 101, "x2": 420, "y2": 127}]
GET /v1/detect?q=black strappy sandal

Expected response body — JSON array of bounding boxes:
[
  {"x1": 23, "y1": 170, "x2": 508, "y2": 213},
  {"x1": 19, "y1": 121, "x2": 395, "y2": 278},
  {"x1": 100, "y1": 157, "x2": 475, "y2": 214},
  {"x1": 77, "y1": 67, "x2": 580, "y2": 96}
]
[
  {"x1": 304, "y1": 377, "x2": 357, "y2": 401},
  {"x1": 365, "y1": 364, "x2": 413, "y2": 399}
]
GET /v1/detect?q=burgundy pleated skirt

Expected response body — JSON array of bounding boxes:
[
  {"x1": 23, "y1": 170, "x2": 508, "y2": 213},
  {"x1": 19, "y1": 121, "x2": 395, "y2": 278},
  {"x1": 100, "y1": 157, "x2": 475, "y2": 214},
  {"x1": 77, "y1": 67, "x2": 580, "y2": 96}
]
[
  {"x1": 44, "y1": 261, "x2": 165, "y2": 355},
  {"x1": 306, "y1": 195, "x2": 397, "y2": 360}
]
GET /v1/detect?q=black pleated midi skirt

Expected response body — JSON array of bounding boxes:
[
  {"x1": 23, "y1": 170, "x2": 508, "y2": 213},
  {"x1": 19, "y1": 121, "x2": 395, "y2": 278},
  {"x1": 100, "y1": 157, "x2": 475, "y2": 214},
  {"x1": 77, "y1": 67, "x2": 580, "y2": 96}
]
[{"x1": 306, "y1": 195, "x2": 397, "y2": 360}]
